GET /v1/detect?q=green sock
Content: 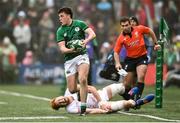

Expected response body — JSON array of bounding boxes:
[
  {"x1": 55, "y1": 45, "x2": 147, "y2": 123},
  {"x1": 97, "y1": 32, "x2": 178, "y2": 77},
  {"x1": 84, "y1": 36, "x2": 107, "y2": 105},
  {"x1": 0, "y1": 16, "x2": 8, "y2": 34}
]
[{"x1": 80, "y1": 103, "x2": 86, "y2": 113}]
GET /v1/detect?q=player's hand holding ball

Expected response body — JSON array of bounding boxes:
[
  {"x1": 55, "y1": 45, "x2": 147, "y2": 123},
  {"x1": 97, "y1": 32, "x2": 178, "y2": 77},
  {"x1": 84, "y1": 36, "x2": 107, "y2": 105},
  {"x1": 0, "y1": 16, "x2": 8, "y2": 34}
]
[{"x1": 70, "y1": 40, "x2": 85, "y2": 52}]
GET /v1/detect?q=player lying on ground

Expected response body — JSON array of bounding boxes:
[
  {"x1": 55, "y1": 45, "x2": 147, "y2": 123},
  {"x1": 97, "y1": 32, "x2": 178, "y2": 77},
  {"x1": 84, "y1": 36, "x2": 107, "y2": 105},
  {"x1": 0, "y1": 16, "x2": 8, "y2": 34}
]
[{"x1": 50, "y1": 83, "x2": 154, "y2": 114}]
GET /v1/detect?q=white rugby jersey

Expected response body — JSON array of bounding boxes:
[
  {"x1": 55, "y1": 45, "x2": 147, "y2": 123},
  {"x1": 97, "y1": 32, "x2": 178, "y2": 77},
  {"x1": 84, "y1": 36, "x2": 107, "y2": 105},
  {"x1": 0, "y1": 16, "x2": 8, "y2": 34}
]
[{"x1": 64, "y1": 89, "x2": 99, "y2": 113}]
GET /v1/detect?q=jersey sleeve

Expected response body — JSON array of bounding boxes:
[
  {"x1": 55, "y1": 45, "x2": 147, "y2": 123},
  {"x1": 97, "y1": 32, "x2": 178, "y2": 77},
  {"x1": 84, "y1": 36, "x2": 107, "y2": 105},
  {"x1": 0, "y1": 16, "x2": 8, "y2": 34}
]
[
  {"x1": 138, "y1": 25, "x2": 150, "y2": 34},
  {"x1": 78, "y1": 20, "x2": 89, "y2": 31},
  {"x1": 64, "y1": 89, "x2": 72, "y2": 96},
  {"x1": 56, "y1": 28, "x2": 64, "y2": 42},
  {"x1": 66, "y1": 107, "x2": 79, "y2": 114},
  {"x1": 66, "y1": 100, "x2": 80, "y2": 114},
  {"x1": 114, "y1": 35, "x2": 123, "y2": 54}
]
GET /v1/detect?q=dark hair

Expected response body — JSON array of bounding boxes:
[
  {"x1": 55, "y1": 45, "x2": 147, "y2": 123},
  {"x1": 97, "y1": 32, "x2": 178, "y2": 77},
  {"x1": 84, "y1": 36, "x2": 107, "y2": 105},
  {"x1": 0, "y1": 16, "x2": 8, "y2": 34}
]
[
  {"x1": 129, "y1": 16, "x2": 139, "y2": 25},
  {"x1": 119, "y1": 16, "x2": 130, "y2": 24},
  {"x1": 58, "y1": 7, "x2": 73, "y2": 18}
]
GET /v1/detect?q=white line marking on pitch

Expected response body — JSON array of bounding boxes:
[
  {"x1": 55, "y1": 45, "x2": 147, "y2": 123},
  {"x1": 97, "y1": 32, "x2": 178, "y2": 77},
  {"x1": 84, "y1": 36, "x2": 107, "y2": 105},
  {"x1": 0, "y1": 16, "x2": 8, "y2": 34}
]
[
  {"x1": 0, "y1": 90, "x2": 50, "y2": 101},
  {"x1": 0, "y1": 101, "x2": 8, "y2": 105},
  {"x1": 118, "y1": 111, "x2": 180, "y2": 122},
  {"x1": 0, "y1": 116, "x2": 67, "y2": 121}
]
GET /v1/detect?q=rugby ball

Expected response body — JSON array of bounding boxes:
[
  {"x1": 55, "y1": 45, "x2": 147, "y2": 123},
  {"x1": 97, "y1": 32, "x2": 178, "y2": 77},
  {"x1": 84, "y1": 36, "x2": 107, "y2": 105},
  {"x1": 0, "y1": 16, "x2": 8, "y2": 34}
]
[{"x1": 70, "y1": 40, "x2": 84, "y2": 51}]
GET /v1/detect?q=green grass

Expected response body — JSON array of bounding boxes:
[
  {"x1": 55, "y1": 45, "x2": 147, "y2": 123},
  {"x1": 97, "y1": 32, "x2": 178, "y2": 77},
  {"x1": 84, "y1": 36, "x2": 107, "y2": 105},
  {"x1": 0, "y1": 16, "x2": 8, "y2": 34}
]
[{"x1": 0, "y1": 84, "x2": 180, "y2": 122}]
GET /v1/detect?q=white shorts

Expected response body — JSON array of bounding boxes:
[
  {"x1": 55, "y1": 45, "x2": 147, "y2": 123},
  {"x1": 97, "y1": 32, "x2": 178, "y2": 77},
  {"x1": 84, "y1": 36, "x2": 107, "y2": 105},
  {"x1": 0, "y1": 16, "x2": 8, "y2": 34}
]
[{"x1": 64, "y1": 54, "x2": 90, "y2": 77}]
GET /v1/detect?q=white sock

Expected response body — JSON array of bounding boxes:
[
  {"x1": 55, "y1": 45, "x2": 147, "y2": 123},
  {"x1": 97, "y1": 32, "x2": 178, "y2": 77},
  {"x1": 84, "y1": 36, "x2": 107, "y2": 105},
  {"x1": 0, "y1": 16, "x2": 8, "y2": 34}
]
[{"x1": 111, "y1": 101, "x2": 125, "y2": 111}]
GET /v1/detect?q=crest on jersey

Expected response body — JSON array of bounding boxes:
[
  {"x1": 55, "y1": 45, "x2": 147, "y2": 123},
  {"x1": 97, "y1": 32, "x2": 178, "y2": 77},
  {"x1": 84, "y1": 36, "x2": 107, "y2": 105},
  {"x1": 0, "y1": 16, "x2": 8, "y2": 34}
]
[
  {"x1": 75, "y1": 27, "x2": 80, "y2": 32},
  {"x1": 64, "y1": 33, "x2": 67, "y2": 37},
  {"x1": 135, "y1": 31, "x2": 139, "y2": 38}
]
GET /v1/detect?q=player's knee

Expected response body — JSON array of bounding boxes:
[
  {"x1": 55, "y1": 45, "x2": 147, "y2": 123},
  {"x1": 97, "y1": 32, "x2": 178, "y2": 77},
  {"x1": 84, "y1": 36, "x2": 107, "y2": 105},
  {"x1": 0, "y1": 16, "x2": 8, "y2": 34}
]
[
  {"x1": 78, "y1": 76, "x2": 87, "y2": 84},
  {"x1": 110, "y1": 83, "x2": 125, "y2": 96}
]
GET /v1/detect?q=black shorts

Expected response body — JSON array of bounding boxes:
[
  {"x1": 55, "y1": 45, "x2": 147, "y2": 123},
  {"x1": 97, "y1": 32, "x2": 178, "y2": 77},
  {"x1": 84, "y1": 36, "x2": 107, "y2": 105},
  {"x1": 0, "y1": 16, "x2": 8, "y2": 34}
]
[{"x1": 123, "y1": 55, "x2": 148, "y2": 72}]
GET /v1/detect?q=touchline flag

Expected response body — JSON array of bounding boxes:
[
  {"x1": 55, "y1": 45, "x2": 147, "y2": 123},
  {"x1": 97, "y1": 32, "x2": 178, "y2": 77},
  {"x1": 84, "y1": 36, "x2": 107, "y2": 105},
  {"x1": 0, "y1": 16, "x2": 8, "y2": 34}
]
[{"x1": 159, "y1": 18, "x2": 170, "y2": 43}]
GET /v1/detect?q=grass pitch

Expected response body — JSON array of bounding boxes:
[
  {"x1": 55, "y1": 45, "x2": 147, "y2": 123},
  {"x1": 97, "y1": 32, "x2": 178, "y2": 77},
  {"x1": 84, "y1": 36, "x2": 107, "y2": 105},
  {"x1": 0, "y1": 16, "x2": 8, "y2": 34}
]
[{"x1": 0, "y1": 84, "x2": 180, "y2": 122}]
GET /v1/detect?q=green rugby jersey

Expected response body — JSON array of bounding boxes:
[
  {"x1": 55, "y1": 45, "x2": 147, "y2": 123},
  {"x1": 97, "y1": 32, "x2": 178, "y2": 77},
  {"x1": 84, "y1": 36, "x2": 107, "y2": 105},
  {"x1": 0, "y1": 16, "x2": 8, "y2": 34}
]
[{"x1": 56, "y1": 20, "x2": 88, "y2": 61}]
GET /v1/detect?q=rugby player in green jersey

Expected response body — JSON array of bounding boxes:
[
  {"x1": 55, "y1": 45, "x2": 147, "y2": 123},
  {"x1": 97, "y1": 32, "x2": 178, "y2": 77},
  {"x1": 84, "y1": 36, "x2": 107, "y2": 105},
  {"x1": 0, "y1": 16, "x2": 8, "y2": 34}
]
[{"x1": 56, "y1": 7, "x2": 96, "y2": 115}]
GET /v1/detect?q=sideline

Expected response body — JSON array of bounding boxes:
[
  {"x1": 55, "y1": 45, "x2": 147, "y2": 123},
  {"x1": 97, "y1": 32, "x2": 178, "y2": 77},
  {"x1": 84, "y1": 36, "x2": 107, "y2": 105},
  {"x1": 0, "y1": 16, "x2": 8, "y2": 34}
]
[
  {"x1": 0, "y1": 90, "x2": 50, "y2": 101},
  {"x1": 0, "y1": 101, "x2": 8, "y2": 105},
  {"x1": 118, "y1": 111, "x2": 180, "y2": 122}
]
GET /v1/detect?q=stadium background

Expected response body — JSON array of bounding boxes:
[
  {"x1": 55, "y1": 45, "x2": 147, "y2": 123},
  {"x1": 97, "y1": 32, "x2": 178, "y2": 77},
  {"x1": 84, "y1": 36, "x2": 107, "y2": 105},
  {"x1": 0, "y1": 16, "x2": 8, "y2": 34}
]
[{"x1": 0, "y1": 0, "x2": 179, "y2": 85}]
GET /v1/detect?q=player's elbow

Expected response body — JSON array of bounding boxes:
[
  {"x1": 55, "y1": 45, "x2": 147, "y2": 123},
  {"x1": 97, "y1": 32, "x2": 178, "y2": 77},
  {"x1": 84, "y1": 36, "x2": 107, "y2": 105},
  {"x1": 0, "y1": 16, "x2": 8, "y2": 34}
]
[
  {"x1": 59, "y1": 46, "x2": 68, "y2": 54},
  {"x1": 90, "y1": 28, "x2": 96, "y2": 39},
  {"x1": 59, "y1": 48, "x2": 65, "y2": 54},
  {"x1": 149, "y1": 29, "x2": 156, "y2": 37},
  {"x1": 91, "y1": 31, "x2": 96, "y2": 39}
]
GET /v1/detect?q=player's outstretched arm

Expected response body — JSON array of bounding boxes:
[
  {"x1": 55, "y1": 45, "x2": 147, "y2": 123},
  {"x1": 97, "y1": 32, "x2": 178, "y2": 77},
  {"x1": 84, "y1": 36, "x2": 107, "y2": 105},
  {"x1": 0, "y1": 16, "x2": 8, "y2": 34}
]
[
  {"x1": 83, "y1": 28, "x2": 96, "y2": 46},
  {"x1": 114, "y1": 52, "x2": 122, "y2": 70},
  {"x1": 147, "y1": 29, "x2": 161, "y2": 50}
]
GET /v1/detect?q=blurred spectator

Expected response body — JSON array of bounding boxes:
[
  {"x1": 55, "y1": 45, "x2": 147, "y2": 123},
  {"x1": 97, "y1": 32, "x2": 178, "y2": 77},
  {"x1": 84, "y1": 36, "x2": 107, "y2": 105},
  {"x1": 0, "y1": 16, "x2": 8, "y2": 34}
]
[
  {"x1": 22, "y1": 50, "x2": 34, "y2": 66},
  {"x1": 34, "y1": 0, "x2": 47, "y2": 15},
  {"x1": 2, "y1": 36, "x2": 18, "y2": 66},
  {"x1": 173, "y1": 35, "x2": 180, "y2": 62},
  {"x1": 13, "y1": 10, "x2": 30, "y2": 26},
  {"x1": 77, "y1": 0, "x2": 93, "y2": 18},
  {"x1": 140, "y1": 0, "x2": 155, "y2": 21},
  {"x1": 43, "y1": 41, "x2": 60, "y2": 64},
  {"x1": 154, "y1": 0, "x2": 163, "y2": 22},
  {"x1": 163, "y1": 61, "x2": 180, "y2": 88},
  {"x1": 42, "y1": 33, "x2": 60, "y2": 64},
  {"x1": 2, "y1": 36, "x2": 18, "y2": 83},
  {"x1": 0, "y1": 0, "x2": 15, "y2": 28},
  {"x1": 13, "y1": 10, "x2": 31, "y2": 63},
  {"x1": 136, "y1": 4, "x2": 147, "y2": 25},
  {"x1": 27, "y1": 3, "x2": 39, "y2": 50},
  {"x1": 46, "y1": 0, "x2": 55, "y2": 15},
  {"x1": 96, "y1": 20, "x2": 105, "y2": 43},
  {"x1": 38, "y1": 10, "x2": 54, "y2": 56},
  {"x1": 165, "y1": 46, "x2": 178, "y2": 71},
  {"x1": 163, "y1": 0, "x2": 179, "y2": 36},
  {"x1": 100, "y1": 42, "x2": 112, "y2": 64},
  {"x1": 108, "y1": 34, "x2": 116, "y2": 49},
  {"x1": 46, "y1": 0, "x2": 55, "y2": 9},
  {"x1": 0, "y1": 40, "x2": 4, "y2": 83}
]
